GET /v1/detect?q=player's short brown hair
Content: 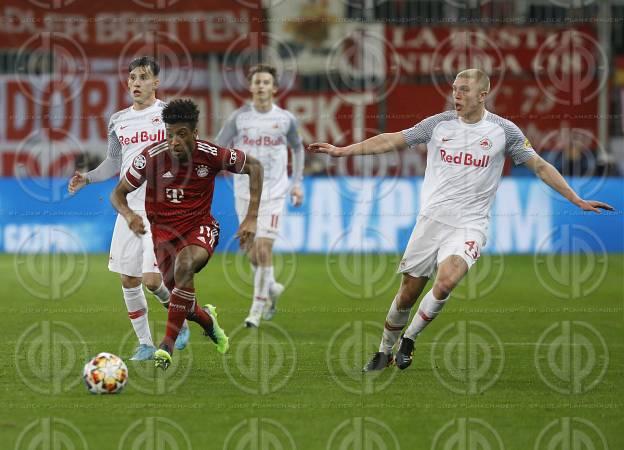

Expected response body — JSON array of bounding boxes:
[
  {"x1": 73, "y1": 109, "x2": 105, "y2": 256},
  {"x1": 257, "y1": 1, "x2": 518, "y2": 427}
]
[
  {"x1": 247, "y1": 64, "x2": 279, "y2": 86},
  {"x1": 162, "y1": 99, "x2": 200, "y2": 130},
  {"x1": 456, "y1": 68, "x2": 490, "y2": 93},
  {"x1": 129, "y1": 56, "x2": 160, "y2": 76}
]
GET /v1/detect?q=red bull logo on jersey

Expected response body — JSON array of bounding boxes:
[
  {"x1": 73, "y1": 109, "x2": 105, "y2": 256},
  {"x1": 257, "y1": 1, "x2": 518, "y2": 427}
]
[
  {"x1": 242, "y1": 135, "x2": 284, "y2": 146},
  {"x1": 439, "y1": 149, "x2": 490, "y2": 168},
  {"x1": 118, "y1": 129, "x2": 166, "y2": 147}
]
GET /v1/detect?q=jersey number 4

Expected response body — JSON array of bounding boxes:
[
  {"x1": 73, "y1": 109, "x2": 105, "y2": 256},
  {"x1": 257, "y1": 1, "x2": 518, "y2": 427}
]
[{"x1": 464, "y1": 240, "x2": 480, "y2": 261}]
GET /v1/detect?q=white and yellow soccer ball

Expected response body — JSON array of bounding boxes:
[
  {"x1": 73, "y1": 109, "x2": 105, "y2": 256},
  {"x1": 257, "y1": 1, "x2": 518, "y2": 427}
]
[{"x1": 83, "y1": 352, "x2": 128, "y2": 394}]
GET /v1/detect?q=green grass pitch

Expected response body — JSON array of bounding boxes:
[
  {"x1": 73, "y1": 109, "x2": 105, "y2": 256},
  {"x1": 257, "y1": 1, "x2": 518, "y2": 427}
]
[{"x1": 3, "y1": 253, "x2": 623, "y2": 449}]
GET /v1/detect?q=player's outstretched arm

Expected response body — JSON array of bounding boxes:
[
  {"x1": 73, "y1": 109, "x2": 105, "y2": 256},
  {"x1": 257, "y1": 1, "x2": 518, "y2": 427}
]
[
  {"x1": 524, "y1": 154, "x2": 614, "y2": 214},
  {"x1": 110, "y1": 178, "x2": 145, "y2": 235},
  {"x1": 236, "y1": 155, "x2": 264, "y2": 249},
  {"x1": 307, "y1": 132, "x2": 408, "y2": 157}
]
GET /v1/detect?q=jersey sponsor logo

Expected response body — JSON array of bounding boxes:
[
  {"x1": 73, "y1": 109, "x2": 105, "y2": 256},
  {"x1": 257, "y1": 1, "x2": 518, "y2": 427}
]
[
  {"x1": 166, "y1": 188, "x2": 184, "y2": 203},
  {"x1": 479, "y1": 137, "x2": 492, "y2": 150},
  {"x1": 439, "y1": 149, "x2": 490, "y2": 168},
  {"x1": 133, "y1": 154, "x2": 146, "y2": 170},
  {"x1": 196, "y1": 165, "x2": 209, "y2": 177},
  {"x1": 118, "y1": 129, "x2": 166, "y2": 147},
  {"x1": 229, "y1": 149, "x2": 237, "y2": 166},
  {"x1": 242, "y1": 135, "x2": 284, "y2": 146}
]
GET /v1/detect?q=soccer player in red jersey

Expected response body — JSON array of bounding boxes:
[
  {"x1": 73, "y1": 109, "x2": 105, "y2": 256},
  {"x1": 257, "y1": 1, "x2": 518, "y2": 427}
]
[{"x1": 110, "y1": 99, "x2": 263, "y2": 370}]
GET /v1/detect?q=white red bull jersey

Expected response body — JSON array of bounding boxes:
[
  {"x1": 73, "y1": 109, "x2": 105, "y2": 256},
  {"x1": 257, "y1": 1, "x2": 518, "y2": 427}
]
[
  {"x1": 215, "y1": 103, "x2": 303, "y2": 201},
  {"x1": 402, "y1": 110, "x2": 537, "y2": 233},
  {"x1": 108, "y1": 99, "x2": 167, "y2": 210}
]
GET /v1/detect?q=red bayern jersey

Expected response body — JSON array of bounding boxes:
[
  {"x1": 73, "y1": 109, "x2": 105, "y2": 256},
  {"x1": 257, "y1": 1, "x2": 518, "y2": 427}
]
[{"x1": 124, "y1": 139, "x2": 246, "y2": 242}]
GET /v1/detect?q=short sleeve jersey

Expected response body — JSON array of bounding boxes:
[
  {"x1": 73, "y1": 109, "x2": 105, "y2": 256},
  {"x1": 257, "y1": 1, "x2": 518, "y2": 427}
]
[
  {"x1": 108, "y1": 100, "x2": 167, "y2": 211},
  {"x1": 124, "y1": 139, "x2": 246, "y2": 242},
  {"x1": 402, "y1": 110, "x2": 536, "y2": 232}
]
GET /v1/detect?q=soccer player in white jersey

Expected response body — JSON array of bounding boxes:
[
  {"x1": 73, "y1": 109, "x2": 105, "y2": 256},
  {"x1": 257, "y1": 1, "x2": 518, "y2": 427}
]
[
  {"x1": 309, "y1": 68, "x2": 614, "y2": 372},
  {"x1": 68, "y1": 56, "x2": 190, "y2": 360},
  {"x1": 215, "y1": 64, "x2": 305, "y2": 328}
]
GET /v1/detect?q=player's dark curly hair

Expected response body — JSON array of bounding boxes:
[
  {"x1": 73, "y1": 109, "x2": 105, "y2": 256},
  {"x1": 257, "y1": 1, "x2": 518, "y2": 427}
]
[
  {"x1": 247, "y1": 63, "x2": 279, "y2": 86},
  {"x1": 128, "y1": 56, "x2": 160, "y2": 76},
  {"x1": 162, "y1": 99, "x2": 200, "y2": 130}
]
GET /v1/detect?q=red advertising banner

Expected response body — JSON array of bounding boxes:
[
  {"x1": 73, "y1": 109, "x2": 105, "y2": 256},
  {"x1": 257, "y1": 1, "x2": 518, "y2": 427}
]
[{"x1": 1, "y1": 0, "x2": 263, "y2": 55}]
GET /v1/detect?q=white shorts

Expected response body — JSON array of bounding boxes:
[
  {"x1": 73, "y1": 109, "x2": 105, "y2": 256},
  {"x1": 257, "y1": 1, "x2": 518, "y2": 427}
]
[
  {"x1": 235, "y1": 196, "x2": 285, "y2": 240},
  {"x1": 398, "y1": 215, "x2": 486, "y2": 278},
  {"x1": 108, "y1": 212, "x2": 160, "y2": 277}
]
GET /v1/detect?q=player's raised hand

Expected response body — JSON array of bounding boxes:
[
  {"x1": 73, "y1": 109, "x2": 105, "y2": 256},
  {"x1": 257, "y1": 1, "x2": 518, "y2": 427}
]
[
  {"x1": 127, "y1": 213, "x2": 146, "y2": 236},
  {"x1": 307, "y1": 143, "x2": 344, "y2": 157},
  {"x1": 68, "y1": 171, "x2": 87, "y2": 194},
  {"x1": 236, "y1": 217, "x2": 256, "y2": 250},
  {"x1": 291, "y1": 185, "x2": 304, "y2": 207},
  {"x1": 576, "y1": 199, "x2": 615, "y2": 214}
]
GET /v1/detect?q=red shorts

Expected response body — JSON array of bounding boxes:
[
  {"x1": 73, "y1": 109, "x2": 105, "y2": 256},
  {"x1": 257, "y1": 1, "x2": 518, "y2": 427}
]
[{"x1": 153, "y1": 220, "x2": 220, "y2": 291}]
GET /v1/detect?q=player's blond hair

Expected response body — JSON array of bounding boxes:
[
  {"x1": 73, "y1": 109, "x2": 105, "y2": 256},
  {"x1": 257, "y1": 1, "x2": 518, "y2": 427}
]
[{"x1": 456, "y1": 69, "x2": 490, "y2": 93}]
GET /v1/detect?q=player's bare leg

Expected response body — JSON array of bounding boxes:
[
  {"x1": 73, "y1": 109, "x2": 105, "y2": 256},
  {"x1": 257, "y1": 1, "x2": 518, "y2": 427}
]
[
  {"x1": 363, "y1": 274, "x2": 428, "y2": 372},
  {"x1": 396, "y1": 255, "x2": 469, "y2": 370},
  {"x1": 120, "y1": 274, "x2": 156, "y2": 361},
  {"x1": 143, "y1": 272, "x2": 190, "y2": 351},
  {"x1": 154, "y1": 245, "x2": 228, "y2": 370},
  {"x1": 245, "y1": 237, "x2": 279, "y2": 327}
]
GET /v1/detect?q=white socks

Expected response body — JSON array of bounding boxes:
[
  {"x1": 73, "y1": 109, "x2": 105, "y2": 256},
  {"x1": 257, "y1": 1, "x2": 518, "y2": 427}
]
[
  {"x1": 148, "y1": 281, "x2": 188, "y2": 330},
  {"x1": 404, "y1": 289, "x2": 448, "y2": 340},
  {"x1": 122, "y1": 286, "x2": 153, "y2": 346},
  {"x1": 250, "y1": 266, "x2": 271, "y2": 317},
  {"x1": 379, "y1": 296, "x2": 411, "y2": 354}
]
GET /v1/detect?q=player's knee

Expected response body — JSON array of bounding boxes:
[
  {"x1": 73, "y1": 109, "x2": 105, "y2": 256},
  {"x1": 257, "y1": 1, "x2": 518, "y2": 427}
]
[
  {"x1": 173, "y1": 259, "x2": 195, "y2": 285},
  {"x1": 433, "y1": 276, "x2": 456, "y2": 298},
  {"x1": 143, "y1": 280, "x2": 160, "y2": 292}
]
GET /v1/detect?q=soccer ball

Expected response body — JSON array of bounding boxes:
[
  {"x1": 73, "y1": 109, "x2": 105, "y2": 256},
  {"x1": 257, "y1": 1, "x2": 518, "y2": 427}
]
[{"x1": 83, "y1": 352, "x2": 128, "y2": 394}]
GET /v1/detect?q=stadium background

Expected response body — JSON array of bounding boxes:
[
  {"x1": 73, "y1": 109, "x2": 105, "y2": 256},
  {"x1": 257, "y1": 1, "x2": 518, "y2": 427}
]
[{"x1": 1, "y1": 1, "x2": 623, "y2": 450}]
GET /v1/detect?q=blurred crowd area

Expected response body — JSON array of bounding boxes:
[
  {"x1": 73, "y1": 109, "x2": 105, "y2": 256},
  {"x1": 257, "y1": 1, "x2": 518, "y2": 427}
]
[{"x1": 0, "y1": 0, "x2": 622, "y2": 179}]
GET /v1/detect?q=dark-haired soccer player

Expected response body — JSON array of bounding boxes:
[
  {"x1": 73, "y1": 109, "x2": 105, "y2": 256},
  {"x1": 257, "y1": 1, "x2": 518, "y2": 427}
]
[
  {"x1": 69, "y1": 56, "x2": 190, "y2": 360},
  {"x1": 216, "y1": 64, "x2": 305, "y2": 328},
  {"x1": 309, "y1": 68, "x2": 614, "y2": 372},
  {"x1": 111, "y1": 99, "x2": 263, "y2": 370}
]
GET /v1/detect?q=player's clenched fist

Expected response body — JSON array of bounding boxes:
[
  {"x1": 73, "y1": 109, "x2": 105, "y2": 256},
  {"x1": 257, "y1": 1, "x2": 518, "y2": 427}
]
[
  {"x1": 68, "y1": 171, "x2": 87, "y2": 194},
  {"x1": 236, "y1": 218, "x2": 256, "y2": 251},
  {"x1": 127, "y1": 213, "x2": 146, "y2": 236}
]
